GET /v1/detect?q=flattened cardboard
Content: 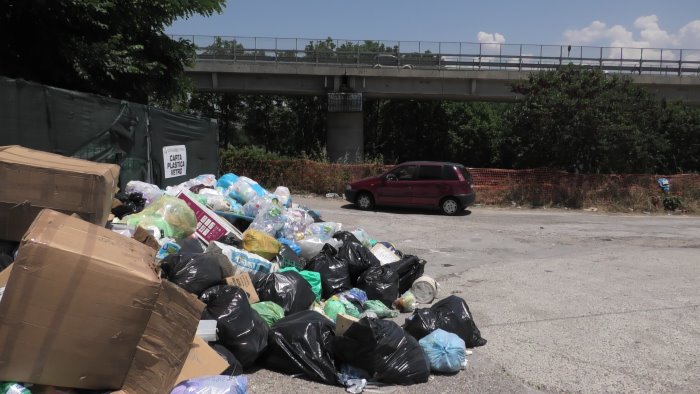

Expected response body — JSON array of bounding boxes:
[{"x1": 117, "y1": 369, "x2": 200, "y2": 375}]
[
  {"x1": 0, "y1": 210, "x2": 203, "y2": 392},
  {"x1": 225, "y1": 272, "x2": 260, "y2": 304},
  {"x1": 175, "y1": 335, "x2": 229, "y2": 385},
  {"x1": 0, "y1": 263, "x2": 12, "y2": 287},
  {"x1": 133, "y1": 226, "x2": 161, "y2": 251},
  {"x1": 0, "y1": 146, "x2": 120, "y2": 241},
  {"x1": 177, "y1": 191, "x2": 242, "y2": 244}
]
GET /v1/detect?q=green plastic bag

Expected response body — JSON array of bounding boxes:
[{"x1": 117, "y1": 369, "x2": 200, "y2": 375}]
[
  {"x1": 323, "y1": 298, "x2": 346, "y2": 321},
  {"x1": 363, "y1": 299, "x2": 399, "y2": 318},
  {"x1": 251, "y1": 301, "x2": 285, "y2": 326},
  {"x1": 0, "y1": 382, "x2": 31, "y2": 394},
  {"x1": 123, "y1": 195, "x2": 197, "y2": 239},
  {"x1": 338, "y1": 296, "x2": 362, "y2": 318},
  {"x1": 279, "y1": 267, "x2": 322, "y2": 301}
]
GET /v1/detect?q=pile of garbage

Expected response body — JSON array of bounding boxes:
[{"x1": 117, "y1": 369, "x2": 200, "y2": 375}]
[{"x1": 0, "y1": 146, "x2": 486, "y2": 394}]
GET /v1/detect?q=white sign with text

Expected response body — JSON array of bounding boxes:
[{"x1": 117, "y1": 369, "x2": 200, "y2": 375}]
[{"x1": 163, "y1": 145, "x2": 187, "y2": 179}]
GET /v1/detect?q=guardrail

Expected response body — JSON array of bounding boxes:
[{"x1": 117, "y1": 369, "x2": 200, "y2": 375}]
[{"x1": 173, "y1": 35, "x2": 700, "y2": 76}]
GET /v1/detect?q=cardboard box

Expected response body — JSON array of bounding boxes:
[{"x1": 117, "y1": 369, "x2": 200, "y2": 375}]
[
  {"x1": 0, "y1": 210, "x2": 204, "y2": 392},
  {"x1": 0, "y1": 146, "x2": 120, "y2": 241},
  {"x1": 175, "y1": 335, "x2": 229, "y2": 385},
  {"x1": 224, "y1": 272, "x2": 260, "y2": 304},
  {"x1": 177, "y1": 191, "x2": 242, "y2": 244},
  {"x1": 335, "y1": 313, "x2": 360, "y2": 337},
  {"x1": 0, "y1": 263, "x2": 12, "y2": 287}
]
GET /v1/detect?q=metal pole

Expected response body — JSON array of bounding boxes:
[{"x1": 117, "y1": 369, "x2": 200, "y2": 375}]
[
  {"x1": 295, "y1": 38, "x2": 298, "y2": 62},
  {"x1": 599, "y1": 47, "x2": 603, "y2": 69},
  {"x1": 539, "y1": 45, "x2": 542, "y2": 66},
  {"x1": 620, "y1": 47, "x2": 623, "y2": 71},
  {"x1": 559, "y1": 45, "x2": 562, "y2": 66},
  {"x1": 479, "y1": 43, "x2": 482, "y2": 70},
  {"x1": 275, "y1": 38, "x2": 278, "y2": 62},
  {"x1": 660, "y1": 49, "x2": 663, "y2": 75},
  {"x1": 254, "y1": 37, "x2": 257, "y2": 62},
  {"x1": 639, "y1": 48, "x2": 643, "y2": 74},
  {"x1": 438, "y1": 42, "x2": 442, "y2": 67},
  {"x1": 679, "y1": 49, "x2": 683, "y2": 75},
  {"x1": 519, "y1": 44, "x2": 522, "y2": 71}
]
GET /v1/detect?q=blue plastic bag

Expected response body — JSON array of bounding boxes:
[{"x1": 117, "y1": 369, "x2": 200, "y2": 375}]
[
  {"x1": 217, "y1": 173, "x2": 240, "y2": 190},
  {"x1": 657, "y1": 177, "x2": 670, "y2": 193},
  {"x1": 170, "y1": 375, "x2": 248, "y2": 394},
  {"x1": 418, "y1": 328, "x2": 466, "y2": 373}
]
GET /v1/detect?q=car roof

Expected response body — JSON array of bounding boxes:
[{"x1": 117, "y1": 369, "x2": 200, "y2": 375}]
[{"x1": 395, "y1": 161, "x2": 465, "y2": 167}]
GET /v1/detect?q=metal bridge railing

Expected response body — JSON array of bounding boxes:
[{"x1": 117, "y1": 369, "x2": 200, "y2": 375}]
[{"x1": 171, "y1": 35, "x2": 700, "y2": 76}]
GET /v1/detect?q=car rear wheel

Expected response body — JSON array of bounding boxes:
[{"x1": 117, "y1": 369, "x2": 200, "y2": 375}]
[
  {"x1": 356, "y1": 192, "x2": 375, "y2": 210},
  {"x1": 441, "y1": 197, "x2": 461, "y2": 216}
]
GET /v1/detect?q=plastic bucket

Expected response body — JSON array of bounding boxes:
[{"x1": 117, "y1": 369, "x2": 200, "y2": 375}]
[{"x1": 411, "y1": 276, "x2": 438, "y2": 304}]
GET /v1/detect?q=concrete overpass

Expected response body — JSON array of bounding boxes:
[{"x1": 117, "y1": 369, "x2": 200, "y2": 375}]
[
  {"x1": 187, "y1": 60, "x2": 700, "y2": 104},
  {"x1": 181, "y1": 36, "x2": 700, "y2": 161}
]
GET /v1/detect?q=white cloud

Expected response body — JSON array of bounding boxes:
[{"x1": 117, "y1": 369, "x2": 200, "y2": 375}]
[
  {"x1": 563, "y1": 15, "x2": 700, "y2": 64},
  {"x1": 477, "y1": 32, "x2": 505, "y2": 56},
  {"x1": 564, "y1": 15, "x2": 700, "y2": 50},
  {"x1": 477, "y1": 31, "x2": 506, "y2": 44}
]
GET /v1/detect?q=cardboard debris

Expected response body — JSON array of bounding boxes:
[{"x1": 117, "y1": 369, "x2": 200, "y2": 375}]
[
  {"x1": 371, "y1": 243, "x2": 402, "y2": 265},
  {"x1": 335, "y1": 313, "x2": 360, "y2": 337},
  {"x1": 225, "y1": 272, "x2": 260, "y2": 304},
  {"x1": 0, "y1": 263, "x2": 12, "y2": 288},
  {"x1": 133, "y1": 226, "x2": 161, "y2": 251},
  {"x1": 177, "y1": 191, "x2": 243, "y2": 244},
  {"x1": 0, "y1": 145, "x2": 120, "y2": 241},
  {"x1": 0, "y1": 210, "x2": 203, "y2": 392},
  {"x1": 175, "y1": 335, "x2": 229, "y2": 384}
]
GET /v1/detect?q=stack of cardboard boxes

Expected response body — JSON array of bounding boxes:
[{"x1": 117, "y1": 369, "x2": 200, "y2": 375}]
[{"x1": 0, "y1": 146, "x2": 229, "y2": 393}]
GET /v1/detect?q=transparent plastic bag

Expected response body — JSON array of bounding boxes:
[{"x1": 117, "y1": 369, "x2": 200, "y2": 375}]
[
  {"x1": 273, "y1": 186, "x2": 291, "y2": 206},
  {"x1": 216, "y1": 173, "x2": 240, "y2": 190},
  {"x1": 249, "y1": 200, "x2": 286, "y2": 238},
  {"x1": 279, "y1": 208, "x2": 315, "y2": 241},
  {"x1": 125, "y1": 181, "x2": 163, "y2": 206},
  {"x1": 419, "y1": 329, "x2": 466, "y2": 373},
  {"x1": 170, "y1": 374, "x2": 248, "y2": 394},
  {"x1": 243, "y1": 195, "x2": 272, "y2": 218},
  {"x1": 123, "y1": 195, "x2": 196, "y2": 239},
  {"x1": 304, "y1": 222, "x2": 342, "y2": 241}
]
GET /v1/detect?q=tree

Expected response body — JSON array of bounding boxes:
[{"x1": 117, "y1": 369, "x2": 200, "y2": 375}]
[
  {"x1": 0, "y1": 0, "x2": 225, "y2": 105},
  {"x1": 505, "y1": 65, "x2": 664, "y2": 173}
]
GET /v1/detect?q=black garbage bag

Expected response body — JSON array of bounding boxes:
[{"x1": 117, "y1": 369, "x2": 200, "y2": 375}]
[
  {"x1": 276, "y1": 244, "x2": 305, "y2": 270},
  {"x1": 253, "y1": 270, "x2": 316, "y2": 315},
  {"x1": 333, "y1": 317, "x2": 430, "y2": 385},
  {"x1": 262, "y1": 310, "x2": 338, "y2": 385},
  {"x1": 307, "y1": 244, "x2": 352, "y2": 299},
  {"x1": 404, "y1": 295, "x2": 487, "y2": 348},
  {"x1": 177, "y1": 237, "x2": 206, "y2": 257},
  {"x1": 210, "y1": 342, "x2": 245, "y2": 376},
  {"x1": 356, "y1": 265, "x2": 399, "y2": 307},
  {"x1": 334, "y1": 231, "x2": 381, "y2": 284},
  {"x1": 386, "y1": 255, "x2": 426, "y2": 294},
  {"x1": 112, "y1": 191, "x2": 146, "y2": 218},
  {"x1": 161, "y1": 253, "x2": 230, "y2": 296},
  {"x1": 200, "y1": 285, "x2": 269, "y2": 367}
]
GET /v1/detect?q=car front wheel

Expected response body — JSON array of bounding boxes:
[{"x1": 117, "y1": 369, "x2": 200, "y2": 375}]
[
  {"x1": 441, "y1": 197, "x2": 462, "y2": 215},
  {"x1": 356, "y1": 192, "x2": 375, "y2": 210}
]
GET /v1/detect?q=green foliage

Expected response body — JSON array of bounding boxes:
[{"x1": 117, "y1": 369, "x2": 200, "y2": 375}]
[
  {"x1": 663, "y1": 196, "x2": 683, "y2": 211},
  {"x1": 506, "y1": 65, "x2": 665, "y2": 173},
  {"x1": 0, "y1": 0, "x2": 225, "y2": 104}
]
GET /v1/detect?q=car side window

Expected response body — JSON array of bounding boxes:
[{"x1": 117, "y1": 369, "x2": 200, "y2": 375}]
[
  {"x1": 389, "y1": 165, "x2": 418, "y2": 181},
  {"x1": 418, "y1": 165, "x2": 443, "y2": 180},
  {"x1": 442, "y1": 165, "x2": 459, "y2": 180}
]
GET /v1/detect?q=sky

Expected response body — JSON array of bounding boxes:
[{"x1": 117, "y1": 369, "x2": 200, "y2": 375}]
[{"x1": 168, "y1": 0, "x2": 700, "y2": 52}]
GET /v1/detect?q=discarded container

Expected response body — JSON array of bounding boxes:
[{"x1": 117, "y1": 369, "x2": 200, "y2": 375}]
[
  {"x1": 196, "y1": 320, "x2": 219, "y2": 342},
  {"x1": 393, "y1": 290, "x2": 417, "y2": 312},
  {"x1": 411, "y1": 275, "x2": 439, "y2": 304},
  {"x1": 207, "y1": 241, "x2": 276, "y2": 274},
  {"x1": 177, "y1": 191, "x2": 243, "y2": 244}
]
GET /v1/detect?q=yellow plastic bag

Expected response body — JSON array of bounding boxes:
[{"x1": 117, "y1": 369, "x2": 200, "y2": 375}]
[{"x1": 242, "y1": 229, "x2": 281, "y2": 260}]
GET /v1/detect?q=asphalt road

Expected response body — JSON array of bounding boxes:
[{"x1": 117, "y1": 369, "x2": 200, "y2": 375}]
[{"x1": 247, "y1": 196, "x2": 700, "y2": 393}]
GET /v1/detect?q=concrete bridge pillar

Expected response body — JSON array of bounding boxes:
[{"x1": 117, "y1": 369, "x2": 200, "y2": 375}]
[{"x1": 326, "y1": 93, "x2": 364, "y2": 163}]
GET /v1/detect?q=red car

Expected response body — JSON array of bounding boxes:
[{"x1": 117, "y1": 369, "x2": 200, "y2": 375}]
[{"x1": 345, "y1": 161, "x2": 476, "y2": 215}]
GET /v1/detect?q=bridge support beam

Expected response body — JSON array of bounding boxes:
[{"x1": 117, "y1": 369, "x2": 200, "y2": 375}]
[
  {"x1": 326, "y1": 92, "x2": 364, "y2": 163},
  {"x1": 327, "y1": 112, "x2": 363, "y2": 163}
]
